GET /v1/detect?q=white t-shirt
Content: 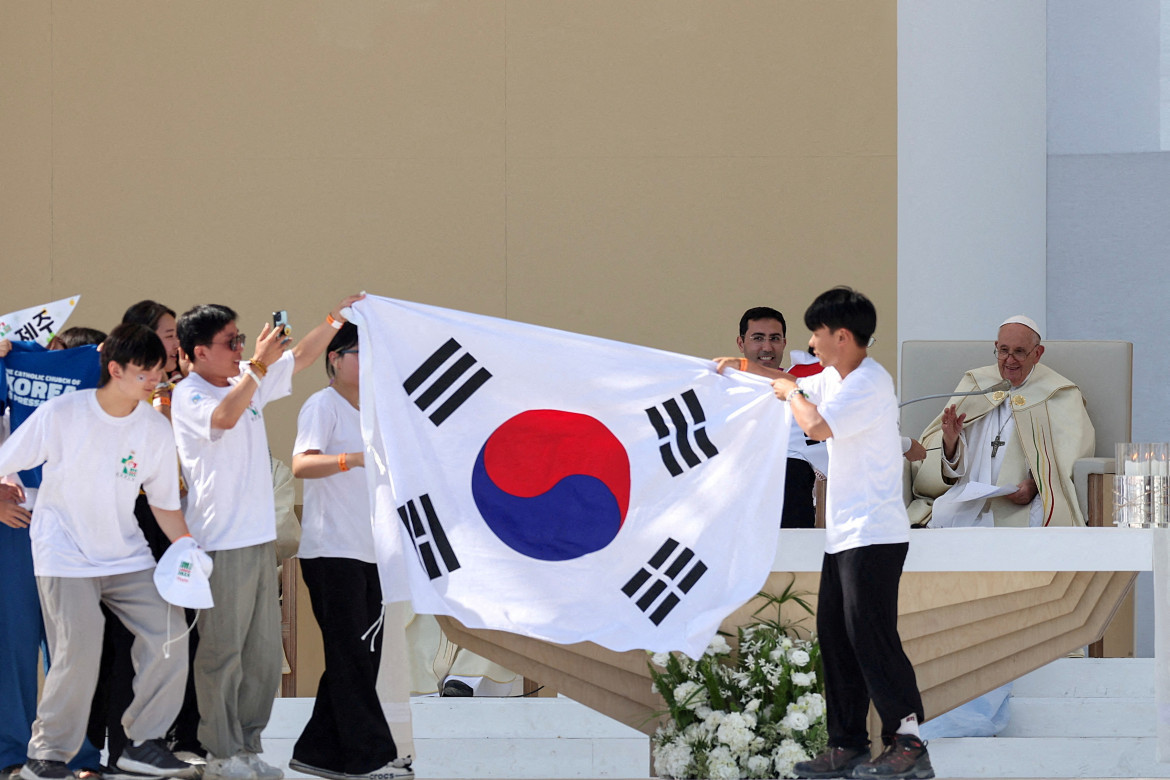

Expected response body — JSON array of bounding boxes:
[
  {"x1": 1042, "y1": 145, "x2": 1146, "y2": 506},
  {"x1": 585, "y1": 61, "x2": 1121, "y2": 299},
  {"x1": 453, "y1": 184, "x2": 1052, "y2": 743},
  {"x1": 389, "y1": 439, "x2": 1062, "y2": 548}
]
[
  {"x1": 0, "y1": 390, "x2": 180, "y2": 577},
  {"x1": 798, "y1": 357, "x2": 910, "y2": 554},
  {"x1": 172, "y1": 352, "x2": 294, "y2": 552},
  {"x1": 787, "y1": 414, "x2": 829, "y2": 476},
  {"x1": 293, "y1": 387, "x2": 375, "y2": 562}
]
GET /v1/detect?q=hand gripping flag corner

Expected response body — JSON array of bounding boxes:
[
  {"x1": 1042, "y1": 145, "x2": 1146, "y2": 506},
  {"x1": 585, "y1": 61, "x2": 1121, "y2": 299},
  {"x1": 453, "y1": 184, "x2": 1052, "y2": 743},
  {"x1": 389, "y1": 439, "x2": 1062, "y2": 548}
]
[{"x1": 348, "y1": 295, "x2": 791, "y2": 659}]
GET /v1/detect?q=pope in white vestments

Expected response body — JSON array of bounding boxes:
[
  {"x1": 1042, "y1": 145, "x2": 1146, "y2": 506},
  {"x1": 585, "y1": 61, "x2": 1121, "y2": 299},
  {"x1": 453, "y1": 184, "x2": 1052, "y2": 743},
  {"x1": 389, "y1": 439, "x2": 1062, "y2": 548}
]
[{"x1": 907, "y1": 316, "x2": 1095, "y2": 529}]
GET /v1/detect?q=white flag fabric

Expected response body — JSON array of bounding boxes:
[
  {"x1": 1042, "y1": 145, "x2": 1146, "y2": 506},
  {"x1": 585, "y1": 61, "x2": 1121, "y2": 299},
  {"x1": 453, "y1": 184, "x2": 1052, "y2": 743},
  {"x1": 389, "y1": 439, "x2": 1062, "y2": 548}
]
[
  {"x1": 0, "y1": 295, "x2": 81, "y2": 347},
  {"x1": 350, "y1": 295, "x2": 792, "y2": 659}
]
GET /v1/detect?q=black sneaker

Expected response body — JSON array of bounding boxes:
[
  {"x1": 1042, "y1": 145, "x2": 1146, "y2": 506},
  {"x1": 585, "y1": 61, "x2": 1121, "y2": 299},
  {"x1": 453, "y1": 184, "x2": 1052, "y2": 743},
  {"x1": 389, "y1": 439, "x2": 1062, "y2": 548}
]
[
  {"x1": 116, "y1": 741, "x2": 191, "y2": 778},
  {"x1": 20, "y1": 760, "x2": 75, "y2": 780},
  {"x1": 852, "y1": 734, "x2": 934, "y2": 779},
  {"x1": 794, "y1": 746, "x2": 869, "y2": 779},
  {"x1": 440, "y1": 679, "x2": 473, "y2": 697}
]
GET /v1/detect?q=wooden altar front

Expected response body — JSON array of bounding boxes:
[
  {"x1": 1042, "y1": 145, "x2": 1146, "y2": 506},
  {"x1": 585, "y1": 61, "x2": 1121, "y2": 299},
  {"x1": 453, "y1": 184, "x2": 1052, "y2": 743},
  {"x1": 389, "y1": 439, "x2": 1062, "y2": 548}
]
[{"x1": 438, "y1": 527, "x2": 1147, "y2": 737}]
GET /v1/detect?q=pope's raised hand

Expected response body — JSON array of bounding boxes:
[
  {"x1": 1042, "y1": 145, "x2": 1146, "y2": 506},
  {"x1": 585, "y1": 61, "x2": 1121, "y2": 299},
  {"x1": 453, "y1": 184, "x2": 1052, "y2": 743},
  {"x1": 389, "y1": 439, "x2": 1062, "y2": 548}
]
[{"x1": 941, "y1": 404, "x2": 966, "y2": 459}]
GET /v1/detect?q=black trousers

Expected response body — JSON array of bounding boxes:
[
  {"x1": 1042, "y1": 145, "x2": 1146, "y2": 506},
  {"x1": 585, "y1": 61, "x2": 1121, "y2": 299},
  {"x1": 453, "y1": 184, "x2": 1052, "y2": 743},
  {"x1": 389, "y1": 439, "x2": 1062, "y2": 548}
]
[
  {"x1": 293, "y1": 557, "x2": 397, "y2": 774},
  {"x1": 818, "y1": 543, "x2": 924, "y2": 750},
  {"x1": 86, "y1": 495, "x2": 201, "y2": 763},
  {"x1": 781, "y1": 458, "x2": 817, "y2": 529}
]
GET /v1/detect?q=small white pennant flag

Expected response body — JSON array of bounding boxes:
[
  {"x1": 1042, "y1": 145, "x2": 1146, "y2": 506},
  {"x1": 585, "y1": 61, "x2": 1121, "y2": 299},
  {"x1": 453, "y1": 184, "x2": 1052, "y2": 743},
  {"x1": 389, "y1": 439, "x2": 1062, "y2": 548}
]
[{"x1": 0, "y1": 296, "x2": 82, "y2": 347}]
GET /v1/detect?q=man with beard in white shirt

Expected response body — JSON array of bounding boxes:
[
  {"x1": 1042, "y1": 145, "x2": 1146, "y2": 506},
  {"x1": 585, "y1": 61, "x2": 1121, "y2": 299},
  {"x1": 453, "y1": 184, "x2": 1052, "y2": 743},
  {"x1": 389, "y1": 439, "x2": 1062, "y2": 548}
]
[{"x1": 730, "y1": 306, "x2": 826, "y2": 528}]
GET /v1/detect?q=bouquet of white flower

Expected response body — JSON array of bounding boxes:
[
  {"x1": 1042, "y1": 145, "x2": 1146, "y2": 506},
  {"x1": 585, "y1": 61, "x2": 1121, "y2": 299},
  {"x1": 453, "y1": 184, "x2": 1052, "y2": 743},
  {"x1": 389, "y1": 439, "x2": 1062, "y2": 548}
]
[{"x1": 648, "y1": 587, "x2": 827, "y2": 779}]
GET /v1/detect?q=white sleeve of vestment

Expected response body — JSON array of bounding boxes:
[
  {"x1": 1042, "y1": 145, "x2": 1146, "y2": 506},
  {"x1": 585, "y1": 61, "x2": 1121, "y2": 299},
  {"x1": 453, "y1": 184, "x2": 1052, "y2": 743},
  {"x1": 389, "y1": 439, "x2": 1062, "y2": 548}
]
[{"x1": 943, "y1": 431, "x2": 967, "y2": 478}]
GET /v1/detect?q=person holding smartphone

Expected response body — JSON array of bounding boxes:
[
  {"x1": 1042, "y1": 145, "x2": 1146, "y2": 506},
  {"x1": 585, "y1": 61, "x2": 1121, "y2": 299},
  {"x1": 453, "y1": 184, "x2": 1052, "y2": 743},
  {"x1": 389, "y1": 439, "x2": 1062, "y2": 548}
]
[{"x1": 172, "y1": 295, "x2": 362, "y2": 780}]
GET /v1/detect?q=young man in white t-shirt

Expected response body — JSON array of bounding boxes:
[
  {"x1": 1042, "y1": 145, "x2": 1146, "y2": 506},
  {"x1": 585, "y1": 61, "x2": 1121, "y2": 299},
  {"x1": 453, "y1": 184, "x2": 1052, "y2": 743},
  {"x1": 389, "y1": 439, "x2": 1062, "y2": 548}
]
[
  {"x1": 171, "y1": 296, "x2": 361, "y2": 780},
  {"x1": 771, "y1": 288, "x2": 933, "y2": 780},
  {"x1": 0, "y1": 324, "x2": 197, "y2": 780}
]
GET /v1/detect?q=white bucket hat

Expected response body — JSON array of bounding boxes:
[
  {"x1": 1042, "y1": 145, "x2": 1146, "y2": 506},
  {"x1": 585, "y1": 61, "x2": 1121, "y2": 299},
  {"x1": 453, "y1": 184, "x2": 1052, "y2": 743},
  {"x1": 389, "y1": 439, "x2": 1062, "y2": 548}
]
[{"x1": 154, "y1": 536, "x2": 214, "y2": 609}]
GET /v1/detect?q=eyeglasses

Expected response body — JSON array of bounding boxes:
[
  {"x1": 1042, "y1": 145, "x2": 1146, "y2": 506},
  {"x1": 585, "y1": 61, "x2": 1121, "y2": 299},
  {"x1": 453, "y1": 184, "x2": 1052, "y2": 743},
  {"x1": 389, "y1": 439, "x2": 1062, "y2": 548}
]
[
  {"x1": 745, "y1": 334, "x2": 785, "y2": 343},
  {"x1": 214, "y1": 333, "x2": 246, "y2": 351},
  {"x1": 337, "y1": 349, "x2": 359, "y2": 356},
  {"x1": 994, "y1": 345, "x2": 1037, "y2": 361}
]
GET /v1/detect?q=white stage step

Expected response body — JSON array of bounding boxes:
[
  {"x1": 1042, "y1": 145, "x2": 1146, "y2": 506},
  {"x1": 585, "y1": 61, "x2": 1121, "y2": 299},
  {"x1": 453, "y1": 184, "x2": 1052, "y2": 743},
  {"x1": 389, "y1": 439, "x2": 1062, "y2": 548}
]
[
  {"x1": 928, "y1": 658, "x2": 1168, "y2": 778},
  {"x1": 259, "y1": 659, "x2": 1165, "y2": 779},
  {"x1": 262, "y1": 695, "x2": 650, "y2": 779}
]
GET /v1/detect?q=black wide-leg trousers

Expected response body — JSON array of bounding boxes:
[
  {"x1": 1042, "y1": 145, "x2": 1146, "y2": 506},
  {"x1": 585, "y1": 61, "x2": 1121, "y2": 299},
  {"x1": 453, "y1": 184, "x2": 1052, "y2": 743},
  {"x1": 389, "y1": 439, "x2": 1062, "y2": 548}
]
[
  {"x1": 292, "y1": 557, "x2": 398, "y2": 774},
  {"x1": 817, "y1": 542, "x2": 925, "y2": 750}
]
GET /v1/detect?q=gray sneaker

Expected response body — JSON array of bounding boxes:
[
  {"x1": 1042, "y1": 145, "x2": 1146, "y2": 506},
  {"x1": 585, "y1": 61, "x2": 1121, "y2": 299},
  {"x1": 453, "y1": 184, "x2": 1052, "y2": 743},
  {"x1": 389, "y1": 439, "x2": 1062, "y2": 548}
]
[
  {"x1": 202, "y1": 757, "x2": 254, "y2": 780},
  {"x1": 20, "y1": 762, "x2": 75, "y2": 780},
  {"x1": 852, "y1": 735, "x2": 934, "y2": 779},
  {"x1": 794, "y1": 746, "x2": 869, "y2": 779},
  {"x1": 239, "y1": 756, "x2": 280, "y2": 780}
]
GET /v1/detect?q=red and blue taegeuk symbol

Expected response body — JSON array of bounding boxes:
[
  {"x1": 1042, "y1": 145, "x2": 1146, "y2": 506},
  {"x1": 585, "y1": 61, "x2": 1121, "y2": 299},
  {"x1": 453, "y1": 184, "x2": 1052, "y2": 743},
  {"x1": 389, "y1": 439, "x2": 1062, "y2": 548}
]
[{"x1": 471, "y1": 410, "x2": 631, "y2": 561}]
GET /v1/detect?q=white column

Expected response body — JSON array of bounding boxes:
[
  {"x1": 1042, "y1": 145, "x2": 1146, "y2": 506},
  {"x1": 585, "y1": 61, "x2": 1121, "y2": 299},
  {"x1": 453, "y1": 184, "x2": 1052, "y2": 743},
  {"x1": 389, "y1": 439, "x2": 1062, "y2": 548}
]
[
  {"x1": 897, "y1": 1, "x2": 1048, "y2": 347},
  {"x1": 1048, "y1": 0, "x2": 1163, "y2": 154}
]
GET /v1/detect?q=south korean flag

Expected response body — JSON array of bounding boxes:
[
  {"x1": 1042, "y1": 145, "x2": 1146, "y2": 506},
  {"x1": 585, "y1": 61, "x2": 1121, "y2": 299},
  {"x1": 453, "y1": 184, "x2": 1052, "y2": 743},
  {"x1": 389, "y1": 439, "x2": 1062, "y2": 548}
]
[{"x1": 349, "y1": 295, "x2": 791, "y2": 658}]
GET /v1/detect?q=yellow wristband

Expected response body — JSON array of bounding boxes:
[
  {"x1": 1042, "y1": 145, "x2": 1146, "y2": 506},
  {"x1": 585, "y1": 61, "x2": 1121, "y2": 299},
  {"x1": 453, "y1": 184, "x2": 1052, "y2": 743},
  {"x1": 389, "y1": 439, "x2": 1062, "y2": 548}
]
[
  {"x1": 249, "y1": 358, "x2": 267, "y2": 376},
  {"x1": 338, "y1": 452, "x2": 349, "y2": 472}
]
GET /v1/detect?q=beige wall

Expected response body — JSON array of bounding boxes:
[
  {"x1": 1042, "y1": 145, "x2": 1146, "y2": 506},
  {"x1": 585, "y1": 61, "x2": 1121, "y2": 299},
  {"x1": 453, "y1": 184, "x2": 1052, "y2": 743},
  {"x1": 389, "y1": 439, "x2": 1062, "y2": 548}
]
[
  {"x1": 3, "y1": 1, "x2": 895, "y2": 693},
  {"x1": 2, "y1": 0, "x2": 896, "y2": 464}
]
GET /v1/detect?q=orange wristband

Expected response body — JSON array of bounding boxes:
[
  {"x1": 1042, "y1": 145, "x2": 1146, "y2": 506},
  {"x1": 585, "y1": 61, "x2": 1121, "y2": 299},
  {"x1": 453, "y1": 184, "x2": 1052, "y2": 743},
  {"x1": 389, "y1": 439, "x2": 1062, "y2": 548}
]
[
  {"x1": 739, "y1": 358, "x2": 748, "y2": 371},
  {"x1": 338, "y1": 452, "x2": 350, "y2": 472},
  {"x1": 327, "y1": 313, "x2": 343, "y2": 330}
]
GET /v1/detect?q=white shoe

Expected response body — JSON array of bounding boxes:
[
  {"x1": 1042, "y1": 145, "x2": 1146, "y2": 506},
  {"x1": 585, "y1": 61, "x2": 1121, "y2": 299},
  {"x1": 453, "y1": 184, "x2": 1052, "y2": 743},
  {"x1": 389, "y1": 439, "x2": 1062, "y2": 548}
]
[
  {"x1": 203, "y1": 756, "x2": 255, "y2": 780},
  {"x1": 361, "y1": 758, "x2": 413, "y2": 780},
  {"x1": 284, "y1": 760, "x2": 345, "y2": 780},
  {"x1": 239, "y1": 755, "x2": 281, "y2": 780}
]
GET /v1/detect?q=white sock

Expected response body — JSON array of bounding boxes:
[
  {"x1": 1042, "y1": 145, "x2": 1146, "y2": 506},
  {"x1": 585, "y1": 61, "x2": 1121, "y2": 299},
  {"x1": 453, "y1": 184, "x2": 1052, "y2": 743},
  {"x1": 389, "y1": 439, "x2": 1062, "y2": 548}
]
[{"x1": 896, "y1": 713, "x2": 921, "y2": 738}]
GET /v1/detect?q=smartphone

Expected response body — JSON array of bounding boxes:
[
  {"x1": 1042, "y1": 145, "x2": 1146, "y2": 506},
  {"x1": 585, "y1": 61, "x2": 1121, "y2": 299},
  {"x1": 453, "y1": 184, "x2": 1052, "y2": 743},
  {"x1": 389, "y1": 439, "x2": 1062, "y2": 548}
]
[{"x1": 273, "y1": 310, "x2": 290, "y2": 338}]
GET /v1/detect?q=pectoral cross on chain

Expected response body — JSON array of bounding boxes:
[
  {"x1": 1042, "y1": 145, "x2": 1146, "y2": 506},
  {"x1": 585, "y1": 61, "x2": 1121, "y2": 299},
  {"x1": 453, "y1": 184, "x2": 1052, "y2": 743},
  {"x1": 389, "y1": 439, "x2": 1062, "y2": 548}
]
[{"x1": 991, "y1": 435, "x2": 1005, "y2": 458}]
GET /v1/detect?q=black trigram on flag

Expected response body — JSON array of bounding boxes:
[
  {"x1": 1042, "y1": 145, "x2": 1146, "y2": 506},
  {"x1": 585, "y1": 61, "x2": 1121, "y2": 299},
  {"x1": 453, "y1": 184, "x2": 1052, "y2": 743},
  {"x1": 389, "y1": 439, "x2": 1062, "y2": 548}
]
[
  {"x1": 403, "y1": 338, "x2": 492, "y2": 426},
  {"x1": 645, "y1": 389, "x2": 718, "y2": 476},
  {"x1": 398, "y1": 494, "x2": 460, "y2": 580},
  {"x1": 621, "y1": 538, "x2": 708, "y2": 625}
]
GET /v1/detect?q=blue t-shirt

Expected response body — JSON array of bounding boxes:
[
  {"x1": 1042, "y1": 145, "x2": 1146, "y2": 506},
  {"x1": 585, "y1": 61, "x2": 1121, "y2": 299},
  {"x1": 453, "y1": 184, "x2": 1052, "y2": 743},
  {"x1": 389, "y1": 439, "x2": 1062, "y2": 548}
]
[{"x1": 0, "y1": 341, "x2": 101, "y2": 487}]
